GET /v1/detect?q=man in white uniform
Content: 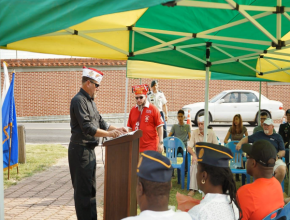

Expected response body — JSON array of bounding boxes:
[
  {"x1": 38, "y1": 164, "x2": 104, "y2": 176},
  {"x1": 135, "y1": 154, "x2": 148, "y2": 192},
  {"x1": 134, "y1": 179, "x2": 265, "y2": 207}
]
[
  {"x1": 122, "y1": 151, "x2": 191, "y2": 220},
  {"x1": 147, "y1": 80, "x2": 168, "y2": 141}
]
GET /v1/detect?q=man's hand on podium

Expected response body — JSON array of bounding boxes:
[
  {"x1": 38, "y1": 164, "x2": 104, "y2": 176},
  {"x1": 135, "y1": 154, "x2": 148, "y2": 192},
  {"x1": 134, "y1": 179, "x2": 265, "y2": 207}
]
[
  {"x1": 157, "y1": 143, "x2": 164, "y2": 154},
  {"x1": 116, "y1": 127, "x2": 128, "y2": 134},
  {"x1": 108, "y1": 130, "x2": 123, "y2": 138}
]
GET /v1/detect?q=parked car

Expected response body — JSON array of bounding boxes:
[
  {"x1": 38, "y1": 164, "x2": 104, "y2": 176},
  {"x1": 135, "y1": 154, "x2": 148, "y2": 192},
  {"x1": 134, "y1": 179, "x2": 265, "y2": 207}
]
[{"x1": 182, "y1": 90, "x2": 284, "y2": 125}]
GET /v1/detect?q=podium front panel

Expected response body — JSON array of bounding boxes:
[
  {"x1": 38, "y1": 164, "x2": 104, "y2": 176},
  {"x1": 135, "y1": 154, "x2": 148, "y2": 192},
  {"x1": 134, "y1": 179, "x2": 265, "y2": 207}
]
[{"x1": 104, "y1": 137, "x2": 139, "y2": 220}]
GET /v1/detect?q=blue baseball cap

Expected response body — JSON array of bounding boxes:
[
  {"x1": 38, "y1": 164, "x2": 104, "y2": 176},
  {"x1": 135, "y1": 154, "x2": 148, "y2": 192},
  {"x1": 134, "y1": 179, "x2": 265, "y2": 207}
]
[
  {"x1": 137, "y1": 151, "x2": 173, "y2": 182},
  {"x1": 196, "y1": 142, "x2": 233, "y2": 168}
]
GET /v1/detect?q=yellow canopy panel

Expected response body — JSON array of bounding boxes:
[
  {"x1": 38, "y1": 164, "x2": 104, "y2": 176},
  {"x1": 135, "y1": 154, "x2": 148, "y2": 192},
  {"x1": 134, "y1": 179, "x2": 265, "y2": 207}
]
[
  {"x1": 5, "y1": 9, "x2": 147, "y2": 60},
  {"x1": 256, "y1": 31, "x2": 290, "y2": 82},
  {"x1": 127, "y1": 60, "x2": 210, "y2": 79}
]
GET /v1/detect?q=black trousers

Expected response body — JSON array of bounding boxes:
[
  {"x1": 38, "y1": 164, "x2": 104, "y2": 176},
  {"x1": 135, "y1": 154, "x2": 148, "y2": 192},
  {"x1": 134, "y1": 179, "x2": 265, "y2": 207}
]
[
  {"x1": 160, "y1": 111, "x2": 167, "y2": 139},
  {"x1": 68, "y1": 143, "x2": 97, "y2": 220}
]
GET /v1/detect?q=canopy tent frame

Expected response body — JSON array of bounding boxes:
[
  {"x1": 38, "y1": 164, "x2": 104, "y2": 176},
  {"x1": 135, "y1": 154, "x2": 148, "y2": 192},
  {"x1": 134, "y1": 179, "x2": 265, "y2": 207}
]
[
  {"x1": 25, "y1": 1, "x2": 290, "y2": 78},
  {"x1": 2, "y1": 4, "x2": 290, "y2": 219}
]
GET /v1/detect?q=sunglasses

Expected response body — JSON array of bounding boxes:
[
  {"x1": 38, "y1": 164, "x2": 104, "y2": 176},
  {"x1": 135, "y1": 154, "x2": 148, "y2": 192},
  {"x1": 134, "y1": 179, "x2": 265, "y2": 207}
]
[
  {"x1": 90, "y1": 81, "x2": 100, "y2": 88},
  {"x1": 135, "y1": 96, "x2": 144, "y2": 100}
]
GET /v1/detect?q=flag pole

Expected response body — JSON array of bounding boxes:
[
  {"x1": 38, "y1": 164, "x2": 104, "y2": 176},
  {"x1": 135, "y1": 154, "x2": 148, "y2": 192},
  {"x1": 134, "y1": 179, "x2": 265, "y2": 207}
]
[
  {"x1": 0, "y1": 52, "x2": 5, "y2": 220},
  {"x1": 7, "y1": 124, "x2": 12, "y2": 180}
]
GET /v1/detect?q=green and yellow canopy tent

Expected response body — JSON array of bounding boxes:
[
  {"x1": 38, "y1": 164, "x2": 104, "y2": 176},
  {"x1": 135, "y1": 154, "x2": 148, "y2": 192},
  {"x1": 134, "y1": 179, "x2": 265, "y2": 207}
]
[
  {"x1": 2, "y1": 0, "x2": 290, "y2": 138},
  {"x1": 1, "y1": 0, "x2": 290, "y2": 208},
  {"x1": 2, "y1": 0, "x2": 290, "y2": 82}
]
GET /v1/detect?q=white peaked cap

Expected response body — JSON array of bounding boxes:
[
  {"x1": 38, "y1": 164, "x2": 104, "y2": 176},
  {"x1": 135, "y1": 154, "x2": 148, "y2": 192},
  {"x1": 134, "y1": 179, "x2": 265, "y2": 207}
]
[
  {"x1": 82, "y1": 66, "x2": 104, "y2": 83},
  {"x1": 264, "y1": 118, "x2": 274, "y2": 125}
]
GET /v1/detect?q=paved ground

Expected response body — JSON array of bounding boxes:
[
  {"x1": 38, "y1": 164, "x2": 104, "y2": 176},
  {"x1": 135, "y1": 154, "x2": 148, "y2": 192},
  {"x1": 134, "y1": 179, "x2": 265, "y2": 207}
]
[{"x1": 4, "y1": 146, "x2": 106, "y2": 220}]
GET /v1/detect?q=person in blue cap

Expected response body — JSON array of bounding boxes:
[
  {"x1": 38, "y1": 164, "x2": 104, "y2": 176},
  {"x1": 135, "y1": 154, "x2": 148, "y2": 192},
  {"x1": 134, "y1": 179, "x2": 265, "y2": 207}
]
[
  {"x1": 188, "y1": 142, "x2": 241, "y2": 220},
  {"x1": 122, "y1": 151, "x2": 191, "y2": 220}
]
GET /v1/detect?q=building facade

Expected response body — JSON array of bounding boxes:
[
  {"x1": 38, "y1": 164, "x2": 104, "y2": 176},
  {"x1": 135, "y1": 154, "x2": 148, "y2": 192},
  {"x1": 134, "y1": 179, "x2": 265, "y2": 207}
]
[{"x1": 2, "y1": 58, "x2": 290, "y2": 123}]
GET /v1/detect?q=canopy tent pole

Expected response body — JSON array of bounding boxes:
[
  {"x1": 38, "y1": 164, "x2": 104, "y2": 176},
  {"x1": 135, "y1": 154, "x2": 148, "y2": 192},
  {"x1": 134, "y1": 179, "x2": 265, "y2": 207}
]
[
  {"x1": 258, "y1": 57, "x2": 262, "y2": 126},
  {"x1": 258, "y1": 81, "x2": 262, "y2": 126},
  {"x1": 123, "y1": 77, "x2": 128, "y2": 127},
  {"x1": 203, "y1": 43, "x2": 211, "y2": 142},
  {"x1": 0, "y1": 51, "x2": 4, "y2": 220}
]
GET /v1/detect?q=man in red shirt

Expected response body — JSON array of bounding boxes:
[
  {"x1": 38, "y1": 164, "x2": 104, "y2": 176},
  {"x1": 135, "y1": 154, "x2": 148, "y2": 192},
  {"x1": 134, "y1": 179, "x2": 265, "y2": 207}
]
[
  {"x1": 127, "y1": 84, "x2": 164, "y2": 153},
  {"x1": 237, "y1": 140, "x2": 284, "y2": 220}
]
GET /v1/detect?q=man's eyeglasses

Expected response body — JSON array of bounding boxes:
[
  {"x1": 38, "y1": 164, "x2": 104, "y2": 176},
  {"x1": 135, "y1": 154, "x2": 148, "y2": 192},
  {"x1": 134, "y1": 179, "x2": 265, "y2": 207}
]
[
  {"x1": 90, "y1": 81, "x2": 100, "y2": 88},
  {"x1": 135, "y1": 96, "x2": 144, "y2": 100}
]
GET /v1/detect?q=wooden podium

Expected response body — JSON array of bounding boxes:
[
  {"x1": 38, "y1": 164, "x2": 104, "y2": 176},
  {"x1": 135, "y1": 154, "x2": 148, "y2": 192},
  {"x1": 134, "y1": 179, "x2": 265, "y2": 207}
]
[{"x1": 103, "y1": 130, "x2": 142, "y2": 220}]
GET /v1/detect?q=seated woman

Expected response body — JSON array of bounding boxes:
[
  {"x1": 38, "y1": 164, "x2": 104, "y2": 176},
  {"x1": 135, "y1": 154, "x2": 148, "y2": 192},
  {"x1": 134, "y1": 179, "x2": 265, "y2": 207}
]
[
  {"x1": 224, "y1": 114, "x2": 248, "y2": 181},
  {"x1": 188, "y1": 142, "x2": 241, "y2": 220},
  {"x1": 224, "y1": 114, "x2": 248, "y2": 144}
]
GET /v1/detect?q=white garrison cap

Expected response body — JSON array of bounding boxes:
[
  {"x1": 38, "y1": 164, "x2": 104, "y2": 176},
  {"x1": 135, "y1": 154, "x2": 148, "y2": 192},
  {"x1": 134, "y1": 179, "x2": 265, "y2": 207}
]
[
  {"x1": 82, "y1": 66, "x2": 104, "y2": 83},
  {"x1": 198, "y1": 116, "x2": 204, "y2": 122}
]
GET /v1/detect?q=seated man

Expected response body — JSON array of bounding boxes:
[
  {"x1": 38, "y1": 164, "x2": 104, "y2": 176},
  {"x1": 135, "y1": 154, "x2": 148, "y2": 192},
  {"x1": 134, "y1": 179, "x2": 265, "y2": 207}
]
[
  {"x1": 278, "y1": 109, "x2": 290, "y2": 167},
  {"x1": 237, "y1": 140, "x2": 284, "y2": 220},
  {"x1": 122, "y1": 151, "x2": 191, "y2": 220},
  {"x1": 236, "y1": 118, "x2": 286, "y2": 183},
  {"x1": 168, "y1": 109, "x2": 191, "y2": 174},
  {"x1": 187, "y1": 116, "x2": 219, "y2": 196},
  {"x1": 253, "y1": 113, "x2": 276, "y2": 134}
]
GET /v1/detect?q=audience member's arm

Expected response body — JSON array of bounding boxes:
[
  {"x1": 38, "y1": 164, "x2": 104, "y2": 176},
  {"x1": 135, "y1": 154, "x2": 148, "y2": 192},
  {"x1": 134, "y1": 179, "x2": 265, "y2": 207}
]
[
  {"x1": 224, "y1": 131, "x2": 231, "y2": 144},
  {"x1": 187, "y1": 147, "x2": 197, "y2": 164},
  {"x1": 188, "y1": 132, "x2": 191, "y2": 141},
  {"x1": 168, "y1": 125, "x2": 175, "y2": 137},
  {"x1": 277, "y1": 150, "x2": 285, "y2": 158},
  {"x1": 277, "y1": 136, "x2": 286, "y2": 158},
  {"x1": 187, "y1": 134, "x2": 197, "y2": 164},
  {"x1": 245, "y1": 131, "x2": 248, "y2": 136},
  {"x1": 236, "y1": 136, "x2": 248, "y2": 151}
]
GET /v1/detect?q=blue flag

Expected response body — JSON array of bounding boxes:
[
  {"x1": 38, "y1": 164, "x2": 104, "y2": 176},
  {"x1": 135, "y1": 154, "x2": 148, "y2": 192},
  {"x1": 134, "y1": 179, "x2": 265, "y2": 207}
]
[{"x1": 2, "y1": 73, "x2": 18, "y2": 170}]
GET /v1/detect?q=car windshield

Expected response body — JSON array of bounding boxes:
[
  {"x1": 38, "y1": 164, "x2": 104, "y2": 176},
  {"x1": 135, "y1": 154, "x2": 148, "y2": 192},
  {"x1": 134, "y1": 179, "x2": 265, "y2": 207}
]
[{"x1": 210, "y1": 92, "x2": 227, "y2": 103}]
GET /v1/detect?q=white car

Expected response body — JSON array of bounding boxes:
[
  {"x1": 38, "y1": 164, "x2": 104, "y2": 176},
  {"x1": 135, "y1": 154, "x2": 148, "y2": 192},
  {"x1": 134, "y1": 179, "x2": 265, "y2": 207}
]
[{"x1": 182, "y1": 90, "x2": 284, "y2": 125}]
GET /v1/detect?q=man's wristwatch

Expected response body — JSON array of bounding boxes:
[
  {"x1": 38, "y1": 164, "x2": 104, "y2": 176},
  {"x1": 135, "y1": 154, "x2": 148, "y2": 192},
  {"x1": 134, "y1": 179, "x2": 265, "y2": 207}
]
[{"x1": 159, "y1": 141, "x2": 163, "y2": 144}]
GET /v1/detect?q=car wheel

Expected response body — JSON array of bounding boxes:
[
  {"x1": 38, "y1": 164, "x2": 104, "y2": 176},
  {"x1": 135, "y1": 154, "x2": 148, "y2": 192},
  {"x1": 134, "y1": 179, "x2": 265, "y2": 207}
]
[
  {"x1": 255, "y1": 111, "x2": 271, "y2": 124},
  {"x1": 195, "y1": 110, "x2": 212, "y2": 125}
]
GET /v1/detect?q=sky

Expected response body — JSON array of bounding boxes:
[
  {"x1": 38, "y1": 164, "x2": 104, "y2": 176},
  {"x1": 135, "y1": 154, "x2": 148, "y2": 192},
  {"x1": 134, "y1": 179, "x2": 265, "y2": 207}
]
[{"x1": 0, "y1": 49, "x2": 85, "y2": 59}]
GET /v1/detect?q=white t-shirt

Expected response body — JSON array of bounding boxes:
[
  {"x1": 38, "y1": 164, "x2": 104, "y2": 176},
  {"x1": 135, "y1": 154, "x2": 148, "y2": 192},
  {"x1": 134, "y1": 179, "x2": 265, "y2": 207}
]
[
  {"x1": 121, "y1": 210, "x2": 191, "y2": 220},
  {"x1": 188, "y1": 193, "x2": 239, "y2": 220},
  {"x1": 147, "y1": 91, "x2": 167, "y2": 112}
]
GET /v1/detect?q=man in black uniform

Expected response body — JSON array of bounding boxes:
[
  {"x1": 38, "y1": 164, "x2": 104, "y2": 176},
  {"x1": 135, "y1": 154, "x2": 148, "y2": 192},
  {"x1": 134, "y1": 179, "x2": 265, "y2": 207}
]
[
  {"x1": 279, "y1": 109, "x2": 290, "y2": 167},
  {"x1": 69, "y1": 66, "x2": 127, "y2": 220}
]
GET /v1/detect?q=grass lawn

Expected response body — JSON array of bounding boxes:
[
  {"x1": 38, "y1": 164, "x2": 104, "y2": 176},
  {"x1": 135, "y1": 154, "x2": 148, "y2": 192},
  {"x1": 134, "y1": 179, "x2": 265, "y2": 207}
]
[{"x1": 3, "y1": 144, "x2": 67, "y2": 189}]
